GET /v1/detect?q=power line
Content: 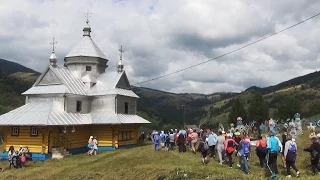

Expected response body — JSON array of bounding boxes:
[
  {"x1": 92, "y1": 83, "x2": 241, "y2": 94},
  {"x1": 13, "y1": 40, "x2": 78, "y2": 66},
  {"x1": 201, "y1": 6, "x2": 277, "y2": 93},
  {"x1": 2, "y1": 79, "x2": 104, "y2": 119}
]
[
  {"x1": 132, "y1": 12, "x2": 320, "y2": 86},
  {"x1": 97, "y1": 12, "x2": 320, "y2": 93}
]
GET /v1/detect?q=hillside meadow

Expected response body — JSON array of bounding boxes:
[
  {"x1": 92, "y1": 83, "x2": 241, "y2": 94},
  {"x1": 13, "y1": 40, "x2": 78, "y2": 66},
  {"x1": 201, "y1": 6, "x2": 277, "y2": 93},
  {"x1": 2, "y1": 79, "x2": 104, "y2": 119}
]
[{"x1": 0, "y1": 130, "x2": 318, "y2": 180}]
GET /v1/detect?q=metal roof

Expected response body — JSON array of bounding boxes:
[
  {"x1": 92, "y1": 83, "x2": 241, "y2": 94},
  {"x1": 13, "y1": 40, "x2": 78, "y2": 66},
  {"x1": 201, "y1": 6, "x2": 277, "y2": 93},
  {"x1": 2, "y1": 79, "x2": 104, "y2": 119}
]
[
  {"x1": 51, "y1": 67, "x2": 86, "y2": 95},
  {"x1": 22, "y1": 85, "x2": 67, "y2": 95},
  {"x1": 87, "y1": 71, "x2": 139, "y2": 97},
  {"x1": 117, "y1": 114, "x2": 150, "y2": 124},
  {"x1": 0, "y1": 100, "x2": 150, "y2": 126},
  {"x1": 48, "y1": 112, "x2": 91, "y2": 125},
  {"x1": 65, "y1": 36, "x2": 107, "y2": 59}
]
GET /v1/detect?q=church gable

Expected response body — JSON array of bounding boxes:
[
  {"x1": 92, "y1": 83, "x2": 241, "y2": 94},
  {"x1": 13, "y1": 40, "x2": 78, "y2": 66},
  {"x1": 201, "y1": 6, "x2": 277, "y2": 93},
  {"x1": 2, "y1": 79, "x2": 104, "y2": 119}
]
[
  {"x1": 36, "y1": 68, "x2": 62, "y2": 86},
  {"x1": 115, "y1": 72, "x2": 131, "y2": 89}
]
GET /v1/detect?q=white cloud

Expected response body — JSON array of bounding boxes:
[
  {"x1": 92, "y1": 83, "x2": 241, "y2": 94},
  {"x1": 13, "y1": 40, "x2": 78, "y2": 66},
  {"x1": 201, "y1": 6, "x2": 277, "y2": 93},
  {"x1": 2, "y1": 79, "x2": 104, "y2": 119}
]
[{"x1": 0, "y1": 0, "x2": 320, "y2": 94}]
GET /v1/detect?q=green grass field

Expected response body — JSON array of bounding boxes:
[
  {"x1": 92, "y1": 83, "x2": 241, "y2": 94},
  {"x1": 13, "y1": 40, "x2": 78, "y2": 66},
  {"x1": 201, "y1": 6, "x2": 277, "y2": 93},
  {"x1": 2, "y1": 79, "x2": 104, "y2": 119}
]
[{"x1": 0, "y1": 130, "x2": 318, "y2": 180}]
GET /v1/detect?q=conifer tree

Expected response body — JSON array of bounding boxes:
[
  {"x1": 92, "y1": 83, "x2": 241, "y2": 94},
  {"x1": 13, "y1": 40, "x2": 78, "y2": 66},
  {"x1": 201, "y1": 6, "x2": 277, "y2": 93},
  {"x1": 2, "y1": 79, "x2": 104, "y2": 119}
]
[
  {"x1": 228, "y1": 98, "x2": 247, "y2": 124},
  {"x1": 277, "y1": 96, "x2": 301, "y2": 120},
  {"x1": 247, "y1": 93, "x2": 269, "y2": 124}
]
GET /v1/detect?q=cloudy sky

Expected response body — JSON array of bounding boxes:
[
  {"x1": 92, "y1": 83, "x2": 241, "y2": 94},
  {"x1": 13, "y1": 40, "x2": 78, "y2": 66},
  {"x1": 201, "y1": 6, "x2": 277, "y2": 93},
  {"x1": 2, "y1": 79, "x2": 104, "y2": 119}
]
[{"x1": 1, "y1": 0, "x2": 320, "y2": 94}]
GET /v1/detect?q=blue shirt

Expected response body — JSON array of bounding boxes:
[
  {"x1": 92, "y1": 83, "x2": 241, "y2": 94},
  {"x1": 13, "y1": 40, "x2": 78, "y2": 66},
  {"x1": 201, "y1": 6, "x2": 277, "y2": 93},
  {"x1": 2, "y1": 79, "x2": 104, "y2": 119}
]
[
  {"x1": 181, "y1": 130, "x2": 186, "y2": 136},
  {"x1": 208, "y1": 133, "x2": 217, "y2": 146}
]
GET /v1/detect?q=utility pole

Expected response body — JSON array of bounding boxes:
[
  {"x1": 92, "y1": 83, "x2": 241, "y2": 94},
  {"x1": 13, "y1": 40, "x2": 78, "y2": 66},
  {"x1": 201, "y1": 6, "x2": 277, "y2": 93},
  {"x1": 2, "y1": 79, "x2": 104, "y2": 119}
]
[{"x1": 182, "y1": 104, "x2": 185, "y2": 128}]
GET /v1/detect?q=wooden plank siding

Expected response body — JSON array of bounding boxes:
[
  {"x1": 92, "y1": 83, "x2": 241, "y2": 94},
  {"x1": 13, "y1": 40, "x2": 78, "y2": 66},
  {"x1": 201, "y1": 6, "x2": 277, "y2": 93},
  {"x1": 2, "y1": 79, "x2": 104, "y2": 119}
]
[
  {"x1": 1, "y1": 124, "x2": 141, "y2": 154},
  {"x1": 3, "y1": 126, "x2": 48, "y2": 153},
  {"x1": 61, "y1": 126, "x2": 90, "y2": 149},
  {"x1": 117, "y1": 124, "x2": 139, "y2": 146},
  {"x1": 91, "y1": 125, "x2": 114, "y2": 147}
]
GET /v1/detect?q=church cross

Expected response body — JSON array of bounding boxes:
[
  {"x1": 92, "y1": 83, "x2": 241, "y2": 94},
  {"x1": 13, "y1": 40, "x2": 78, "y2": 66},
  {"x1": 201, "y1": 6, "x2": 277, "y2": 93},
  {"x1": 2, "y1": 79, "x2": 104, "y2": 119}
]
[
  {"x1": 50, "y1": 37, "x2": 58, "y2": 52},
  {"x1": 85, "y1": 9, "x2": 92, "y2": 24},
  {"x1": 119, "y1": 45, "x2": 124, "y2": 61}
]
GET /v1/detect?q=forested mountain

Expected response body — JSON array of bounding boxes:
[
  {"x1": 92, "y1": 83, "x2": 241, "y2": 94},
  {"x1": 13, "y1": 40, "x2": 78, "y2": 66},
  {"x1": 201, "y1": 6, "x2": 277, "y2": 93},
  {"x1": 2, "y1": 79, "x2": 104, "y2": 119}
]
[
  {"x1": 1, "y1": 58, "x2": 320, "y2": 131},
  {"x1": 0, "y1": 58, "x2": 39, "y2": 75}
]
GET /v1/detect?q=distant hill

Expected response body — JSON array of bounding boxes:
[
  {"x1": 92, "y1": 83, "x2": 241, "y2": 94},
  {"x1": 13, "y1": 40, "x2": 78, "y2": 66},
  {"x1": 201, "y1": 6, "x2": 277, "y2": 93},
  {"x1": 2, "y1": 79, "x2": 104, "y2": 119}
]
[
  {"x1": 1, "y1": 57, "x2": 320, "y2": 130},
  {"x1": 0, "y1": 58, "x2": 40, "y2": 74},
  {"x1": 245, "y1": 71, "x2": 320, "y2": 94}
]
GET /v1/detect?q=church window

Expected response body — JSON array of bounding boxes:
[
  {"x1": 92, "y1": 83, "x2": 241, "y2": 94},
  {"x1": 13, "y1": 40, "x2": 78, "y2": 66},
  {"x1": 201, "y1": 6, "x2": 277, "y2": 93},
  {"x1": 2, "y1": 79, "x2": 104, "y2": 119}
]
[
  {"x1": 125, "y1": 102, "x2": 129, "y2": 114},
  {"x1": 86, "y1": 66, "x2": 92, "y2": 71},
  {"x1": 76, "y1": 101, "x2": 82, "y2": 112},
  {"x1": 11, "y1": 127, "x2": 19, "y2": 136},
  {"x1": 30, "y1": 127, "x2": 38, "y2": 136}
]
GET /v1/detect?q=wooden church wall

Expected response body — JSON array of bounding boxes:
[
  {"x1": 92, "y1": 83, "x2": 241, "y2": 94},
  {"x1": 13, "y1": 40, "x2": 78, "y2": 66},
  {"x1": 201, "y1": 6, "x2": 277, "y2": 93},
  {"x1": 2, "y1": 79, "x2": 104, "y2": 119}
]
[
  {"x1": 117, "y1": 124, "x2": 139, "y2": 146},
  {"x1": 3, "y1": 126, "x2": 48, "y2": 153}
]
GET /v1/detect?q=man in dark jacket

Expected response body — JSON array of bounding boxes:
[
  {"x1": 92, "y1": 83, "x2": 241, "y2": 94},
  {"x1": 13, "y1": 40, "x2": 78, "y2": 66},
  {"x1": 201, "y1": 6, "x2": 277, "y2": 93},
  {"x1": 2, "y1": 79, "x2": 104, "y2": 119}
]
[{"x1": 304, "y1": 137, "x2": 320, "y2": 175}]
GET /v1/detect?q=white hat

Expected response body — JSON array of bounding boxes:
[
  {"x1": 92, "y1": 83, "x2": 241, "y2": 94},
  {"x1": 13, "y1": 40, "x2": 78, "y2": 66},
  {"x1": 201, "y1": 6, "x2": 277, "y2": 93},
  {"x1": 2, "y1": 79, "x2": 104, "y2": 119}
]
[
  {"x1": 90, "y1": 136, "x2": 93, "y2": 139},
  {"x1": 292, "y1": 138, "x2": 296, "y2": 142},
  {"x1": 222, "y1": 131, "x2": 226, "y2": 134}
]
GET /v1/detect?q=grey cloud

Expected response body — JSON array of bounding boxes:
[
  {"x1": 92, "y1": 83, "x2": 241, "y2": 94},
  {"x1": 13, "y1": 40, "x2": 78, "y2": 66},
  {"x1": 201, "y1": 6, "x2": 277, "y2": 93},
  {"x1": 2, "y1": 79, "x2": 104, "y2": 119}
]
[{"x1": 1, "y1": 0, "x2": 320, "y2": 93}]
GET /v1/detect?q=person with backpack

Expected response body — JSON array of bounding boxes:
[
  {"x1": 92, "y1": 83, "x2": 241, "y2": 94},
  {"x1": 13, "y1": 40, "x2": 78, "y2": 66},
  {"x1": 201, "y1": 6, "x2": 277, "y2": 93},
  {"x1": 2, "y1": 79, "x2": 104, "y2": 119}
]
[
  {"x1": 224, "y1": 134, "x2": 239, "y2": 168},
  {"x1": 256, "y1": 135, "x2": 268, "y2": 168},
  {"x1": 208, "y1": 130, "x2": 217, "y2": 158},
  {"x1": 153, "y1": 132, "x2": 160, "y2": 151},
  {"x1": 284, "y1": 136, "x2": 300, "y2": 178},
  {"x1": 303, "y1": 137, "x2": 320, "y2": 175},
  {"x1": 238, "y1": 136, "x2": 251, "y2": 174},
  {"x1": 267, "y1": 132, "x2": 283, "y2": 176},
  {"x1": 197, "y1": 135, "x2": 210, "y2": 165}
]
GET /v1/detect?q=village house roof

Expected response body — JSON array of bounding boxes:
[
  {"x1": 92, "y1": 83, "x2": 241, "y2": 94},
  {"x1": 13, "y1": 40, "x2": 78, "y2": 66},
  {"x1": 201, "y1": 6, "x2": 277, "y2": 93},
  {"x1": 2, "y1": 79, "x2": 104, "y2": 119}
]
[{"x1": 0, "y1": 100, "x2": 149, "y2": 126}]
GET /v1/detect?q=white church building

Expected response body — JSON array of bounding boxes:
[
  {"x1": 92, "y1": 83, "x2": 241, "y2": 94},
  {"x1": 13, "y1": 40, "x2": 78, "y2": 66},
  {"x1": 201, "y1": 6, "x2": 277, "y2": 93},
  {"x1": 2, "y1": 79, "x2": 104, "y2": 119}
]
[{"x1": 0, "y1": 19, "x2": 150, "y2": 160}]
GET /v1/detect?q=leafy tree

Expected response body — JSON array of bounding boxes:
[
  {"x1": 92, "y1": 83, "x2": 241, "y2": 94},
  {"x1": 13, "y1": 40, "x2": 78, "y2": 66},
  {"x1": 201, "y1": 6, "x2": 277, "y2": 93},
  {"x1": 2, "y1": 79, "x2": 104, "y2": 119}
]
[
  {"x1": 277, "y1": 96, "x2": 301, "y2": 120},
  {"x1": 228, "y1": 98, "x2": 247, "y2": 124},
  {"x1": 247, "y1": 93, "x2": 269, "y2": 124}
]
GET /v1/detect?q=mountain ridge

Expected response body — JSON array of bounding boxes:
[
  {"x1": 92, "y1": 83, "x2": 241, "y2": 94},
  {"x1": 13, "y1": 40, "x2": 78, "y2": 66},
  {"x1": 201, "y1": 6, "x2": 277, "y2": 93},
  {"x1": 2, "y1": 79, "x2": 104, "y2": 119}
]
[{"x1": 1, "y1": 58, "x2": 320, "y2": 130}]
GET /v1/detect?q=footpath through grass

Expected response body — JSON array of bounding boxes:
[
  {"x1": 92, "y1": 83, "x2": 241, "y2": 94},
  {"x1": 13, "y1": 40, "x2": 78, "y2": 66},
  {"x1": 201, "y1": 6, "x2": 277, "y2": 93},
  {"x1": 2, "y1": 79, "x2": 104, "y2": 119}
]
[{"x1": 0, "y1": 131, "x2": 318, "y2": 180}]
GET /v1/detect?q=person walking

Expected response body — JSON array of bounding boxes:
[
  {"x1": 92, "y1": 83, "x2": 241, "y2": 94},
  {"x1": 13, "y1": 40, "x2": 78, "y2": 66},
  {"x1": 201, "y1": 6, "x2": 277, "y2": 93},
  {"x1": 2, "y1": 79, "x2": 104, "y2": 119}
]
[
  {"x1": 93, "y1": 136, "x2": 99, "y2": 155},
  {"x1": 224, "y1": 134, "x2": 238, "y2": 168},
  {"x1": 267, "y1": 132, "x2": 283, "y2": 177},
  {"x1": 239, "y1": 136, "x2": 251, "y2": 174},
  {"x1": 153, "y1": 132, "x2": 160, "y2": 151},
  {"x1": 256, "y1": 135, "x2": 268, "y2": 168},
  {"x1": 281, "y1": 130, "x2": 289, "y2": 168},
  {"x1": 197, "y1": 136, "x2": 210, "y2": 165},
  {"x1": 303, "y1": 137, "x2": 320, "y2": 175},
  {"x1": 208, "y1": 130, "x2": 217, "y2": 158},
  {"x1": 284, "y1": 136, "x2": 300, "y2": 178},
  {"x1": 169, "y1": 130, "x2": 175, "y2": 151},
  {"x1": 216, "y1": 131, "x2": 226, "y2": 165},
  {"x1": 177, "y1": 131, "x2": 186, "y2": 153},
  {"x1": 190, "y1": 129, "x2": 199, "y2": 154}
]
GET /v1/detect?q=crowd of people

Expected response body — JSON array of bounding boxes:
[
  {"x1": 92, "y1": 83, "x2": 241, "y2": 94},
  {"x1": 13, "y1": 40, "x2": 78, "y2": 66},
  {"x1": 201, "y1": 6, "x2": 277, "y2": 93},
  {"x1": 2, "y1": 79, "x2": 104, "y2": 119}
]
[{"x1": 148, "y1": 128, "x2": 320, "y2": 178}]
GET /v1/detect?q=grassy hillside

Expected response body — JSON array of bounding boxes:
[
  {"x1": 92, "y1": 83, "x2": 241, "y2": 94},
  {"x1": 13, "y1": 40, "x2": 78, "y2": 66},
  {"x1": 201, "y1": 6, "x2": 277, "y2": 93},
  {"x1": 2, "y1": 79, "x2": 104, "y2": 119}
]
[{"x1": 0, "y1": 130, "x2": 317, "y2": 179}]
